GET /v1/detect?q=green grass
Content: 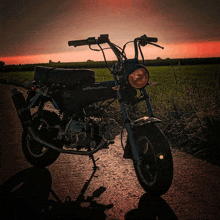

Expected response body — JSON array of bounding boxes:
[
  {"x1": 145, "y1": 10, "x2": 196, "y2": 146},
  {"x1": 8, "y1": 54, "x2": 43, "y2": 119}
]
[
  {"x1": 145, "y1": 65, "x2": 219, "y2": 117},
  {"x1": 0, "y1": 71, "x2": 34, "y2": 87},
  {"x1": 93, "y1": 68, "x2": 113, "y2": 81},
  {"x1": 1, "y1": 64, "x2": 219, "y2": 116}
]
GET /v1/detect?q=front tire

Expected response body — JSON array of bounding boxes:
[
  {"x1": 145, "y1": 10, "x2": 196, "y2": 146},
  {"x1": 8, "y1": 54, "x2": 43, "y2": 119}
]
[
  {"x1": 133, "y1": 123, "x2": 173, "y2": 196},
  {"x1": 22, "y1": 110, "x2": 62, "y2": 167}
]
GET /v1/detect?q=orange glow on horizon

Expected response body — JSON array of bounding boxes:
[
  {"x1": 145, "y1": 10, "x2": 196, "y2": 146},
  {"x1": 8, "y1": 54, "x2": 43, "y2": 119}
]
[
  {"x1": 162, "y1": 41, "x2": 220, "y2": 59},
  {"x1": 1, "y1": 41, "x2": 220, "y2": 65},
  {"x1": 0, "y1": 50, "x2": 107, "y2": 65}
]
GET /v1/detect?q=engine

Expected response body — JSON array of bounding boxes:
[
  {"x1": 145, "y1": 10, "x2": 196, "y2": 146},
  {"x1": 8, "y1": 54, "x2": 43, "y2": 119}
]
[
  {"x1": 65, "y1": 120, "x2": 88, "y2": 148},
  {"x1": 60, "y1": 117, "x2": 121, "y2": 149}
]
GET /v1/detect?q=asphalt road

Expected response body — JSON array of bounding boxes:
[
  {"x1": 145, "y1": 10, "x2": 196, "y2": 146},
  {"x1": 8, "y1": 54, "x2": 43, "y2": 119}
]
[{"x1": 1, "y1": 84, "x2": 220, "y2": 219}]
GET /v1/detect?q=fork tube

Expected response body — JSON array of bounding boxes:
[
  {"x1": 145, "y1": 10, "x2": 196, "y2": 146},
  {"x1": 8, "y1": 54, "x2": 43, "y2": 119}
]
[
  {"x1": 112, "y1": 73, "x2": 141, "y2": 165},
  {"x1": 141, "y1": 88, "x2": 155, "y2": 117}
]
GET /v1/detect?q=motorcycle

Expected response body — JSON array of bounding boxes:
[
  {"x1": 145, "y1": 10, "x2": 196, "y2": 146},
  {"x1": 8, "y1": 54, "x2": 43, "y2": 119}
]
[{"x1": 11, "y1": 34, "x2": 173, "y2": 196}]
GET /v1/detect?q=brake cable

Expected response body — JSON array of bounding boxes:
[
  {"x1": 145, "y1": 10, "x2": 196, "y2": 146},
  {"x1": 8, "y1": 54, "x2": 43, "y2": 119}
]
[
  {"x1": 89, "y1": 44, "x2": 111, "y2": 52},
  {"x1": 89, "y1": 43, "x2": 123, "y2": 71},
  {"x1": 111, "y1": 43, "x2": 127, "y2": 59},
  {"x1": 88, "y1": 43, "x2": 111, "y2": 71},
  {"x1": 122, "y1": 41, "x2": 134, "y2": 56}
]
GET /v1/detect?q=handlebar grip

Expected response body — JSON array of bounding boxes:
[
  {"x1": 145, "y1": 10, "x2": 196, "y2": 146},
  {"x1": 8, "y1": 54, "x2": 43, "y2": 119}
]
[
  {"x1": 68, "y1": 39, "x2": 88, "y2": 47},
  {"x1": 69, "y1": 35, "x2": 109, "y2": 47},
  {"x1": 147, "y1": 37, "x2": 158, "y2": 43}
]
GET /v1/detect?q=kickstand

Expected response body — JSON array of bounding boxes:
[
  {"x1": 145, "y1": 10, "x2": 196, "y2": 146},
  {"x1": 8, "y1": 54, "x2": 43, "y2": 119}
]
[{"x1": 76, "y1": 162, "x2": 98, "y2": 203}]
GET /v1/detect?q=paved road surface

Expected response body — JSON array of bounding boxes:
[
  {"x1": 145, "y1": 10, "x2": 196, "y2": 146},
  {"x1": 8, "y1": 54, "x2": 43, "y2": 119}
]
[{"x1": 1, "y1": 84, "x2": 220, "y2": 219}]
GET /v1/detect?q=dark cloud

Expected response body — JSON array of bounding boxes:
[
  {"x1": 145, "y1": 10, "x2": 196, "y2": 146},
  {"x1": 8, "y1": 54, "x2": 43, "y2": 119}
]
[
  {"x1": 0, "y1": 0, "x2": 219, "y2": 58},
  {"x1": 153, "y1": 0, "x2": 220, "y2": 42},
  {"x1": 0, "y1": 0, "x2": 77, "y2": 56}
]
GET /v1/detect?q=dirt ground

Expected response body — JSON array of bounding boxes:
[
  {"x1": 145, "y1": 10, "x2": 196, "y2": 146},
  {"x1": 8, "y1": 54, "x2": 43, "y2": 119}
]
[{"x1": 1, "y1": 84, "x2": 220, "y2": 220}]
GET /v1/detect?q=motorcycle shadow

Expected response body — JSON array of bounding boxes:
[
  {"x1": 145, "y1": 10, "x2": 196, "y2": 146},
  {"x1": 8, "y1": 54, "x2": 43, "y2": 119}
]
[
  {"x1": 1, "y1": 167, "x2": 178, "y2": 220},
  {"x1": 125, "y1": 193, "x2": 178, "y2": 220},
  {"x1": 0, "y1": 167, "x2": 113, "y2": 220}
]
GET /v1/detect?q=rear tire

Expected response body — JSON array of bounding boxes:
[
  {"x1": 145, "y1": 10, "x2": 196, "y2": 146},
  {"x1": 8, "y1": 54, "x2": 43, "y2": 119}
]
[
  {"x1": 22, "y1": 110, "x2": 62, "y2": 167},
  {"x1": 133, "y1": 123, "x2": 173, "y2": 196}
]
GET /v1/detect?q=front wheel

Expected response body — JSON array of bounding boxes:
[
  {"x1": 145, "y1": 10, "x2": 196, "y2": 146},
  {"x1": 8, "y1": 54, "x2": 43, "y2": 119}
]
[{"x1": 132, "y1": 123, "x2": 173, "y2": 196}]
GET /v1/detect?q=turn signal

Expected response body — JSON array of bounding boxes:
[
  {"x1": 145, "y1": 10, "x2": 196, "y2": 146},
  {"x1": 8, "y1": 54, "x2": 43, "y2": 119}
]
[{"x1": 128, "y1": 68, "x2": 149, "y2": 89}]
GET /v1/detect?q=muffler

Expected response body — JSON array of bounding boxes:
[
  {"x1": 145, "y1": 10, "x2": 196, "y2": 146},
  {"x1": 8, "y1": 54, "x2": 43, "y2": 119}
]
[{"x1": 11, "y1": 88, "x2": 32, "y2": 128}]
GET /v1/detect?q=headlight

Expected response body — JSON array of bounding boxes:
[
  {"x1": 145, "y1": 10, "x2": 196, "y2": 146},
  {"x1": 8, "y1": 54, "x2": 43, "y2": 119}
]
[{"x1": 128, "y1": 68, "x2": 149, "y2": 89}]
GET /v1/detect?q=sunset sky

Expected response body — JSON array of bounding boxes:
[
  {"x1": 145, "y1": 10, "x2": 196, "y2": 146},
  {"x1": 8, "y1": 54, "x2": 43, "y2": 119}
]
[{"x1": 1, "y1": 0, "x2": 220, "y2": 65}]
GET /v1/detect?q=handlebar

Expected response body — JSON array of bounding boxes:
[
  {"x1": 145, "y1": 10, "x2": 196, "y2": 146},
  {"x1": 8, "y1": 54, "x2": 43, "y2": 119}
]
[
  {"x1": 68, "y1": 34, "x2": 158, "y2": 47},
  {"x1": 137, "y1": 35, "x2": 158, "y2": 46},
  {"x1": 68, "y1": 34, "x2": 163, "y2": 70},
  {"x1": 68, "y1": 39, "x2": 89, "y2": 47},
  {"x1": 68, "y1": 34, "x2": 109, "y2": 47},
  {"x1": 146, "y1": 37, "x2": 158, "y2": 43}
]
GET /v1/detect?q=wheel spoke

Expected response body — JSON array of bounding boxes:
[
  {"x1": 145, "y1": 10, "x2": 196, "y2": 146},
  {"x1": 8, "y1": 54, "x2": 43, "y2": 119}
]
[{"x1": 137, "y1": 138, "x2": 158, "y2": 185}]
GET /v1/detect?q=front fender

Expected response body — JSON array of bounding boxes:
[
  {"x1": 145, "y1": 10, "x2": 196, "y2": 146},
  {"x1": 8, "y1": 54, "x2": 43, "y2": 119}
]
[
  {"x1": 132, "y1": 116, "x2": 162, "y2": 137},
  {"x1": 133, "y1": 116, "x2": 161, "y2": 127},
  {"x1": 123, "y1": 116, "x2": 161, "y2": 159}
]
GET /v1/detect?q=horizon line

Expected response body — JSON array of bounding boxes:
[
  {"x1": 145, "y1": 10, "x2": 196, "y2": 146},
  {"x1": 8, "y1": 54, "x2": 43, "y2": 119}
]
[{"x1": 2, "y1": 56, "x2": 220, "y2": 66}]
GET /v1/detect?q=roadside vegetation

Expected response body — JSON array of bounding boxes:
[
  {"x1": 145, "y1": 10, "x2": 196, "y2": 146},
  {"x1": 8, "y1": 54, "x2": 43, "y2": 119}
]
[
  {"x1": 0, "y1": 59, "x2": 219, "y2": 166},
  {"x1": 147, "y1": 64, "x2": 220, "y2": 166}
]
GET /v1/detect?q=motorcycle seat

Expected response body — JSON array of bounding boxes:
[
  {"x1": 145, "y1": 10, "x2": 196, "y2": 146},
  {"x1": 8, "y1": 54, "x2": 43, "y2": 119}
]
[{"x1": 34, "y1": 66, "x2": 95, "y2": 87}]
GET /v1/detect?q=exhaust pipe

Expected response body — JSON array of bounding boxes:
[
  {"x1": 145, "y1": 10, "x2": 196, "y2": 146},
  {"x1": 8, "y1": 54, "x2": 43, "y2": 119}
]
[
  {"x1": 11, "y1": 88, "x2": 32, "y2": 128},
  {"x1": 28, "y1": 126, "x2": 106, "y2": 155}
]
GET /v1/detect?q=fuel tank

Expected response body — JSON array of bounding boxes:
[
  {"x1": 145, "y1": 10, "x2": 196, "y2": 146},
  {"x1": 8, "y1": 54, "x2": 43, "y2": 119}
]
[{"x1": 59, "y1": 81, "x2": 118, "y2": 111}]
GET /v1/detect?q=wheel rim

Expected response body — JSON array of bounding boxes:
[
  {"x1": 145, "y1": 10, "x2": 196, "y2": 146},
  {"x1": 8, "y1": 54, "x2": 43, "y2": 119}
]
[
  {"x1": 26, "y1": 119, "x2": 49, "y2": 157},
  {"x1": 136, "y1": 137, "x2": 157, "y2": 186}
]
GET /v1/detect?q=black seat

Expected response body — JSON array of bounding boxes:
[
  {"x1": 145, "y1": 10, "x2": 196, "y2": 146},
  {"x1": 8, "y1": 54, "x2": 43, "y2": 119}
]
[{"x1": 34, "y1": 66, "x2": 95, "y2": 87}]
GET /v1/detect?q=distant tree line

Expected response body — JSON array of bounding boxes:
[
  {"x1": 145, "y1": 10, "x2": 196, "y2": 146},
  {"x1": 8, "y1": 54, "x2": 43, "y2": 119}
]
[
  {"x1": 0, "y1": 57, "x2": 219, "y2": 72},
  {"x1": 0, "y1": 61, "x2": 5, "y2": 67},
  {"x1": 145, "y1": 57, "x2": 220, "y2": 66}
]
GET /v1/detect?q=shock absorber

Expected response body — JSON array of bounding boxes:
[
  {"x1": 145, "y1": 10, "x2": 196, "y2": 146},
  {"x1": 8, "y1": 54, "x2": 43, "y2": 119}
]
[{"x1": 11, "y1": 88, "x2": 32, "y2": 128}]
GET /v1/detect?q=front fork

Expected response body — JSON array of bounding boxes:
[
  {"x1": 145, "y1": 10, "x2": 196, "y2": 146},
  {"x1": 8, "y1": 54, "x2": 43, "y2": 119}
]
[{"x1": 112, "y1": 74, "x2": 154, "y2": 166}]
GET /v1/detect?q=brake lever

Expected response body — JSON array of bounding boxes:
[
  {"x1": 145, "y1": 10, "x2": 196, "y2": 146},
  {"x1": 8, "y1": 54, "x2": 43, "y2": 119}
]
[{"x1": 148, "y1": 42, "x2": 164, "y2": 49}]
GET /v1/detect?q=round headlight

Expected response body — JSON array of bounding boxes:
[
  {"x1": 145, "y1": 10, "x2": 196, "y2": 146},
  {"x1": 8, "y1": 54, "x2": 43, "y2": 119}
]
[{"x1": 128, "y1": 68, "x2": 149, "y2": 89}]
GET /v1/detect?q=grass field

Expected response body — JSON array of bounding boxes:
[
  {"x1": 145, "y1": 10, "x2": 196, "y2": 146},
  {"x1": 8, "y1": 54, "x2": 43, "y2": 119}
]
[
  {"x1": 1, "y1": 64, "x2": 220, "y2": 165},
  {"x1": 1, "y1": 64, "x2": 219, "y2": 115}
]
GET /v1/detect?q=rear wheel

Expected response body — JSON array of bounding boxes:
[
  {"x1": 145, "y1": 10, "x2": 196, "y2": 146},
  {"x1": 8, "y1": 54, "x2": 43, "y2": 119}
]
[
  {"x1": 22, "y1": 110, "x2": 62, "y2": 167},
  {"x1": 133, "y1": 123, "x2": 173, "y2": 196}
]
